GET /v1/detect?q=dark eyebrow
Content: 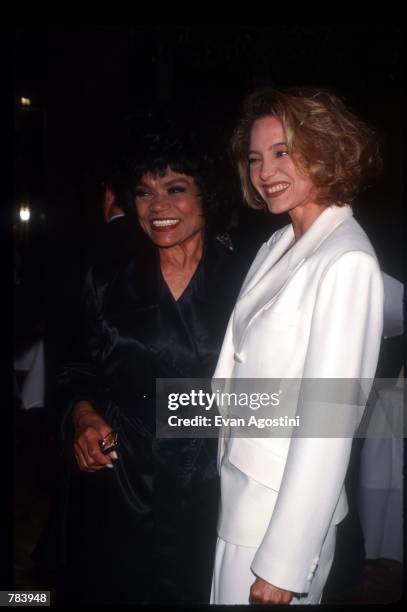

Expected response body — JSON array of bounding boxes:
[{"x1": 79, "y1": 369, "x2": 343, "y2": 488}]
[
  {"x1": 248, "y1": 141, "x2": 287, "y2": 154},
  {"x1": 164, "y1": 178, "x2": 191, "y2": 187},
  {"x1": 137, "y1": 177, "x2": 191, "y2": 188}
]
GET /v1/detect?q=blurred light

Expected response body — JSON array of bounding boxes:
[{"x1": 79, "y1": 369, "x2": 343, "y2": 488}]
[
  {"x1": 20, "y1": 97, "x2": 31, "y2": 107},
  {"x1": 20, "y1": 206, "x2": 30, "y2": 222}
]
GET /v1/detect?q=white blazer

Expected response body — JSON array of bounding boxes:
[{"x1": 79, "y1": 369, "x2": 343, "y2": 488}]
[{"x1": 213, "y1": 205, "x2": 384, "y2": 594}]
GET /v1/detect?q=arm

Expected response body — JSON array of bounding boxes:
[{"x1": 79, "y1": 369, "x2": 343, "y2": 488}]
[
  {"x1": 58, "y1": 266, "x2": 117, "y2": 469},
  {"x1": 250, "y1": 251, "x2": 384, "y2": 599}
]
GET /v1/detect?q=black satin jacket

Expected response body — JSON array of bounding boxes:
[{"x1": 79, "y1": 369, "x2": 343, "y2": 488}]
[{"x1": 57, "y1": 234, "x2": 247, "y2": 604}]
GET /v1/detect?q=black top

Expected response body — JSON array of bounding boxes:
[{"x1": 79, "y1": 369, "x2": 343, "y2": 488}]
[{"x1": 51, "y1": 234, "x2": 248, "y2": 605}]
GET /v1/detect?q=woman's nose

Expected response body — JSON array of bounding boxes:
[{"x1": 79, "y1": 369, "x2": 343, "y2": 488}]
[
  {"x1": 150, "y1": 194, "x2": 170, "y2": 211},
  {"x1": 259, "y1": 161, "x2": 276, "y2": 182}
]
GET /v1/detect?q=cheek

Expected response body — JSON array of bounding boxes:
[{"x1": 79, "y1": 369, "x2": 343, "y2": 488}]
[
  {"x1": 137, "y1": 217, "x2": 149, "y2": 236},
  {"x1": 184, "y1": 199, "x2": 204, "y2": 224},
  {"x1": 249, "y1": 164, "x2": 257, "y2": 179},
  {"x1": 249, "y1": 167, "x2": 260, "y2": 190},
  {"x1": 298, "y1": 176, "x2": 314, "y2": 195},
  {"x1": 289, "y1": 159, "x2": 312, "y2": 188},
  {"x1": 135, "y1": 212, "x2": 150, "y2": 233},
  {"x1": 135, "y1": 202, "x2": 148, "y2": 222},
  {"x1": 189, "y1": 212, "x2": 204, "y2": 230}
]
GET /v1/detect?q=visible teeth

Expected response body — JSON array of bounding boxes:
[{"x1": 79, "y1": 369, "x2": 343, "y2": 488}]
[
  {"x1": 265, "y1": 183, "x2": 289, "y2": 194},
  {"x1": 152, "y1": 219, "x2": 179, "y2": 227}
]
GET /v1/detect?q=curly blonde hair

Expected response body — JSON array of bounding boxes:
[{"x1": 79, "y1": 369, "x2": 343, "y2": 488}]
[{"x1": 231, "y1": 87, "x2": 382, "y2": 208}]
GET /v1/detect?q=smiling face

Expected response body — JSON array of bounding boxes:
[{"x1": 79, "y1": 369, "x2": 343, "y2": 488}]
[
  {"x1": 248, "y1": 116, "x2": 319, "y2": 216},
  {"x1": 134, "y1": 169, "x2": 205, "y2": 249}
]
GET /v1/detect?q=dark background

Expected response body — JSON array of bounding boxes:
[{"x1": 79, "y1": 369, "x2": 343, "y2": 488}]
[
  {"x1": 13, "y1": 25, "x2": 404, "y2": 278},
  {"x1": 8, "y1": 26, "x2": 405, "y2": 597}
]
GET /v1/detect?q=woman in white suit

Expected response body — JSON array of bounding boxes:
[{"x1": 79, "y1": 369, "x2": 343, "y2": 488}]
[{"x1": 210, "y1": 88, "x2": 384, "y2": 605}]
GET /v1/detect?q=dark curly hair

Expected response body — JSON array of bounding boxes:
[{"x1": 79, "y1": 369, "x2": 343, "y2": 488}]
[
  {"x1": 231, "y1": 87, "x2": 382, "y2": 208},
  {"x1": 110, "y1": 118, "x2": 228, "y2": 233}
]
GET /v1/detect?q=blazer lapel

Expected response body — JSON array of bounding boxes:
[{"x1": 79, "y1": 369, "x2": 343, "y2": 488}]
[
  {"x1": 240, "y1": 224, "x2": 295, "y2": 297},
  {"x1": 234, "y1": 205, "x2": 353, "y2": 352},
  {"x1": 287, "y1": 204, "x2": 353, "y2": 271}
]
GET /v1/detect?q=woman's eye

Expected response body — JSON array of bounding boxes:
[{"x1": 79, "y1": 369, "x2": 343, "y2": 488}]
[
  {"x1": 276, "y1": 150, "x2": 288, "y2": 158},
  {"x1": 135, "y1": 190, "x2": 151, "y2": 198},
  {"x1": 248, "y1": 157, "x2": 260, "y2": 165},
  {"x1": 168, "y1": 186, "x2": 186, "y2": 194}
]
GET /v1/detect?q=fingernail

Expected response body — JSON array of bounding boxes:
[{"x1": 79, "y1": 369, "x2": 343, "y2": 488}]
[
  {"x1": 106, "y1": 463, "x2": 114, "y2": 468},
  {"x1": 111, "y1": 451, "x2": 118, "y2": 460}
]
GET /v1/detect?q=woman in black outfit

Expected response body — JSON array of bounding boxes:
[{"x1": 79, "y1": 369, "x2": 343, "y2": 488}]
[{"x1": 53, "y1": 125, "x2": 247, "y2": 604}]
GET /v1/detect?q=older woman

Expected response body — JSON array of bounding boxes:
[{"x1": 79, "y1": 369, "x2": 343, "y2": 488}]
[
  {"x1": 210, "y1": 88, "x2": 384, "y2": 605},
  {"x1": 53, "y1": 125, "x2": 247, "y2": 604}
]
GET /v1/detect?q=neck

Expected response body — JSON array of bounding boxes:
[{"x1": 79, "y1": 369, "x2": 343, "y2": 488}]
[
  {"x1": 289, "y1": 202, "x2": 328, "y2": 240},
  {"x1": 159, "y1": 230, "x2": 204, "y2": 271}
]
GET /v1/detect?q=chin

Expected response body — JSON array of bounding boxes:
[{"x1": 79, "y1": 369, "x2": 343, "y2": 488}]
[
  {"x1": 152, "y1": 239, "x2": 177, "y2": 248},
  {"x1": 152, "y1": 234, "x2": 182, "y2": 248},
  {"x1": 266, "y1": 202, "x2": 288, "y2": 215}
]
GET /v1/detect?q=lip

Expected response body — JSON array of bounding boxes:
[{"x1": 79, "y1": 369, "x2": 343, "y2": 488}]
[
  {"x1": 262, "y1": 182, "x2": 290, "y2": 199},
  {"x1": 149, "y1": 218, "x2": 181, "y2": 232}
]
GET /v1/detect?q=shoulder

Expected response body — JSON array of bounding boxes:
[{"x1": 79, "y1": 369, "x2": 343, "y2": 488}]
[
  {"x1": 83, "y1": 251, "x2": 142, "y2": 310},
  {"x1": 212, "y1": 233, "x2": 254, "y2": 279},
  {"x1": 315, "y1": 241, "x2": 383, "y2": 298},
  {"x1": 88, "y1": 253, "x2": 131, "y2": 288},
  {"x1": 324, "y1": 215, "x2": 377, "y2": 257},
  {"x1": 311, "y1": 215, "x2": 380, "y2": 279},
  {"x1": 200, "y1": 235, "x2": 248, "y2": 299}
]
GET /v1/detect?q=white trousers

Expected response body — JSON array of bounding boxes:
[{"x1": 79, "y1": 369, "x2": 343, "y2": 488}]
[{"x1": 210, "y1": 524, "x2": 337, "y2": 605}]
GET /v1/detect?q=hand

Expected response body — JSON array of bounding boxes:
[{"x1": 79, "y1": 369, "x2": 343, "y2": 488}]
[
  {"x1": 73, "y1": 402, "x2": 118, "y2": 472},
  {"x1": 250, "y1": 577, "x2": 293, "y2": 605}
]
